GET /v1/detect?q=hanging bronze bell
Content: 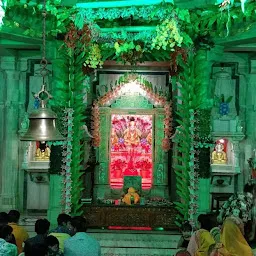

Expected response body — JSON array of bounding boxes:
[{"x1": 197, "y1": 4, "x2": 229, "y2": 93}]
[{"x1": 20, "y1": 107, "x2": 64, "y2": 141}]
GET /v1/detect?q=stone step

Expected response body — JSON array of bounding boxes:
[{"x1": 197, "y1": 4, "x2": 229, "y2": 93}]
[
  {"x1": 88, "y1": 230, "x2": 181, "y2": 256},
  {"x1": 101, "y1": 247, "x2": 179, "y2": 256},
  {"x1": 88, "y1": 230, "x2": 181, "y2": 249}
]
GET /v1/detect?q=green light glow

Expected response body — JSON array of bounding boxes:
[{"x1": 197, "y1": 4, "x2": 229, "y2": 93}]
[
  {"x1": 0, "y1": 0, "x2": 6, "y2": 27},
  {"x1": 76, "y1": 0, "x2": 173, "y2": 9},
  {"x1": 154, "y1": 227, "x2": 164, "y2": 231}
]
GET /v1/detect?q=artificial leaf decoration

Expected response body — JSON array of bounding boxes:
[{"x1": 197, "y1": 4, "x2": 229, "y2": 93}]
[{"x1": 173, "y1": 50, "x2": 213, "y2": 226}]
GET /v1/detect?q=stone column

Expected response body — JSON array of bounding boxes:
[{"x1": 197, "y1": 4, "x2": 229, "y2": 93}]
[
  {"x1": 94, "y1": 107, "x2": 111, "y2": 199},
  {"x1": 151, "y1": 108, "x2": 169, "y2": 198},
  {"x1": 232, "y1": 140, "x2": 243, "y2": 192},
  {"x1": 17, "y1": 57, "x2": 32, "y2": 210},
  {"x1": 0, "y1": 57, "x2": 21, "y2": 210}
]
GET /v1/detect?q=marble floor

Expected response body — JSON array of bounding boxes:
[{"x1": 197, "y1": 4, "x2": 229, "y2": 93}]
[
  {"x1": 21, "y1": 215, "x2": 181, "y2": 256},
  {"x1": 88, "y1": 229, "x2": 181, "y2": 256}
]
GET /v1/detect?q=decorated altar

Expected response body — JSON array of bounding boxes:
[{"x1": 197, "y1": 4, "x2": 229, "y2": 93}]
[
  {"x1": 91, "y1": 76, "x2": 172, "y2": 201},
  {"x1": 2, "y1": 0, "x2": 256, "y2": 234}
]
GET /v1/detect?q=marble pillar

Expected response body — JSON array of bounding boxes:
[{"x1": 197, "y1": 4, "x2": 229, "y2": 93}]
[{"x1": 0, "y1": 57, "x2": 21, "y2": 210}]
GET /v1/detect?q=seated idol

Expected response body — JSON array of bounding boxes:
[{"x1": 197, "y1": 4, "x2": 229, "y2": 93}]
[
  {"x1": 211, "y1": 142, "x2": 227, "y2": 164},
  {"x1": 123, "y1": 118, "x2": 142, "y2": 146},
  {"x1": 35, "y1": 142, "x2": 51, "y2": 161}
]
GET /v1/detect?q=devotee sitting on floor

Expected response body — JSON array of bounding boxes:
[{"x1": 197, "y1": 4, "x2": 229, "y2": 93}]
[
  {"x1": 8, "y1": 210, "x2": 29, "y2": 254},
  {"x1": 0, "y1": 225, "x2": 18, "y2": 256},
  {"x1": 64, "y1": 216, "x2": 101, "y2": 256},
  {"x1": 0, "y1": 212, "x2": 16, "y2": 246},
  {"x1": 178, "y1": 221, "x2": 193, "y2": 248},
  {"x1": 24, "y1": 219, "x2": 50, "y2": 249},
  {"x1": 219, "y1": 216, "x2": 253, "y2": 256},
  {"x1": 217, "y1": 182, "x2": 256, "y2": 242},
  {"x1": 46, "y1": 235, "x2": 63, "y2": 256},
  {"x1": 187, "y1": 214, "x2": 215, "y2": 256},
  {"x1": 0, "y1": 212, "x2": 9, "y2": 226},
  {"x1": 49, "y1": 213, "x2": 72, "y2": 252},
  {"x1": 22, "y1": 242, "x2": 48, "y2": 256}
]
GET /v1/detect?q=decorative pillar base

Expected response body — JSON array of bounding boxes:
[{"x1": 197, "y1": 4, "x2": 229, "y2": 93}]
[
  {"x1": 0, "y1": 194, "x2": 16, "y2": 211},
  {"x1": 93, "y1": 184, "x2": 111, "y2": 201},
  {"x1": 150, "y1": 185, "x2": 169, "y2": 199}
]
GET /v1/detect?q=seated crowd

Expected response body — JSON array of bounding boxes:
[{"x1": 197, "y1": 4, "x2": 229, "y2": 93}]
[
  {"x1": 0, "y1": 211, "x2": 101, "y2": 256},
  {"x1": 176, "y1": 182, "x2": 256, "y2": 256},
  {"x1": 1, "y1": 182, "x2": 256, "y2": 256}
]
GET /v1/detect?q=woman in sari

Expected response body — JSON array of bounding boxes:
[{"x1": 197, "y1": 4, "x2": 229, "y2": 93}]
[
  {"x1": 221, "y1": 217, "x2": 253, "y2": 256},
  {"x1": 187, "y1": 214, "x2": 216, "y2": 256},
  {"x1": 187, "y1": 229, "x2": 215, "y2": 256}
]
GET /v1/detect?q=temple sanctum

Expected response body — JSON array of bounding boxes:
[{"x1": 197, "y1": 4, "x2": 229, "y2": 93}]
[{"x1": 1, "y1": 0, "x2": 256, "y2": 255}]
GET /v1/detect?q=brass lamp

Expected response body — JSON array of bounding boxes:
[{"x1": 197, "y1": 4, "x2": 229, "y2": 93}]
[{"x1": 20, "y1": 0, "x2": 64, "y2": 141}]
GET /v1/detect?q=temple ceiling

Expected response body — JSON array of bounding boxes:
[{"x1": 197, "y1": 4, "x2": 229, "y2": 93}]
[{"x1": 1, "y1": 0, "x2": 256, "y2": 54}]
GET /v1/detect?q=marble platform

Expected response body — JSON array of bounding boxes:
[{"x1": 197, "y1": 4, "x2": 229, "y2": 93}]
[{"x1": 87, "y1": 229, "x2": 181, "y2": 256}]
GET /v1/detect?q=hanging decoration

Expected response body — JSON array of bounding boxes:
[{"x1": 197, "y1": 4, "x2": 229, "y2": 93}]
[
  {"x1": 0, "y1": 0, "x2": 6, "y2": 27},
  {"x1": 188, "y1": 109, "x2": 199, "y2": 226},
  {"x1": 92, "y1": 74, "x2": 172, "y2": 151},
  {"x1": 152, "y1": 18, "x2": 192, "y2": 51},
  {"x1": 173, "y1": 51, "x2": 211, "y2": 226},
  {"x1": 84, "y1": 43, "x2": 103, "y2": 69},
  {"x1": 219, "y1": 0, "x2": 231, "y2": 9},
  {"x1": 114, "y1": 41, "x2": 144, "y2": 65},
  {"x1": 219, "y1": 0, "x2": 247, "y2": 12},
  {"x1": 194, "y1": 109, "x2": 214, "y2": 178},
  {"x1": 60, "y1": 108, "x2": 73, "y2": 214},
  {"x1": 76, "y1": 4, "x2": 176, "y2": 23},
  {"x1": 91, "y1": 101, "x2": 100, "y2": 147}
]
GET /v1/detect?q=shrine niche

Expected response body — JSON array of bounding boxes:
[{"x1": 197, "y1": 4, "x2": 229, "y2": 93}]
[
  {"x1": 110, "y1": 114, "x2": 153, "y2": 189},
  {"x1": 91, "y1": 76, "x2": 172, "y2": 200}
]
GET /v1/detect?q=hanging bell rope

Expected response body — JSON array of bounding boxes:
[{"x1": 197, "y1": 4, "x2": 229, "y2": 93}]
[{"x1": 20, "y1": 0, "x2": 64, "y2": 142}]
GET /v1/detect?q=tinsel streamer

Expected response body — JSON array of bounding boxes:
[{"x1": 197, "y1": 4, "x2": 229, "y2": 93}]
[
  {"x1": 188, "y1": 109, "x2": 199, "y2": 227},
  {"x1": 91, "y1": 101, "x2": 100, "y2": 147},
  {"x1": 60, "y1": 108, "x2": 73, "y2": 214},
  {"x1": 92, "y1": 78, "x2": 172, "y2": 151}
]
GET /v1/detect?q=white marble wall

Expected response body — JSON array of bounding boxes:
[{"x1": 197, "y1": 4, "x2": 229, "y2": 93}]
[
  {"x1": 0, "y1": 53, "x2": 53, "y2": 212},
  {"x1": 208, "y1": 48, "x2": 256, "y2": 192},
  {"x1": 0, "y1": 56, "x2": 24, "y2": 210}
]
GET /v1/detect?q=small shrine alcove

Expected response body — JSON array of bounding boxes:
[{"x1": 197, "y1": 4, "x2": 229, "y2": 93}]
[{"x1": 92, "y1": 76, "x2": 171, "y2": 201}]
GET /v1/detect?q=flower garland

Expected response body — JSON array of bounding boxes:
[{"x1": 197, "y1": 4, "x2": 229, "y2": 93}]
[
  {"x1": 97, "y1": 31, "x2": 156, "y2": 44},
  {"x1": 76, "y1": 4, "x2": 176, "y2": 23},
  {"x1": 162, "y1": 103, "x2": 172, "y2": 152},
  {"x1": 92, "y1": 76, "x2": 172, "y2": 151},
  {"x1": 60, "y1": 108, "x2": 73, "y2": 214},
  {"x1": 188, "y1": 109, "x2": 199, "y2": 226},
  {"x1": 91, "y1": 101, "x2": 100, "y2": 147}
]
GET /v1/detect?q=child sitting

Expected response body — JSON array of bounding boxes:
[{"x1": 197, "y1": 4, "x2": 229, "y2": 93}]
[{"x1": 46, "y1": 235, "x2": 63, "y2": 256}]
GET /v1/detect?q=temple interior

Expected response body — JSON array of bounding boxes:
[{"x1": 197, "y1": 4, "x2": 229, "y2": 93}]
[{"x1": 1, "y1": 0, "x2": 256, "y2": 255}]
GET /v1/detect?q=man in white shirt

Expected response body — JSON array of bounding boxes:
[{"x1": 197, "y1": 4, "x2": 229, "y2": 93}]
[{"x1": 64, "y1": 216, "x2": 101, "y2": 256}]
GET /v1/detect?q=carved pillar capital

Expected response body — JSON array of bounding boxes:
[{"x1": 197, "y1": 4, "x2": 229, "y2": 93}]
[{"x1": 0, "y1": 56, "x2": 17, "y2": 71}]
